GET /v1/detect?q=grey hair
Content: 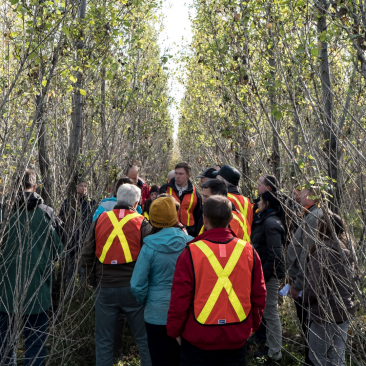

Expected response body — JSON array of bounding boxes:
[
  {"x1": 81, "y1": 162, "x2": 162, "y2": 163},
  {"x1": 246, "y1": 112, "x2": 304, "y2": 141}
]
[
  {"x1": 167, "y1": 170, "x2": 175, "y2": 181},
  {"x1": 116, "y1": 184, "x2": 141, "y2": 206}
]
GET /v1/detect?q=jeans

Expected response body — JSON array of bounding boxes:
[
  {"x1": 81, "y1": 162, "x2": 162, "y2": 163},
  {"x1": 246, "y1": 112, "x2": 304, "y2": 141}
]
[
  {"x1": 0, "y1": 312, "x2": 48, "y2": 366},
  {"x1": 145, "y1": 322, "x2": 180, "y2": 366},
  {"x1": 113, "y1": 313, "x2": 126, "y2": 361},
  {"x1": 180, "y1": 338, "x2": 247, "y2": 366},
  {"x1": 309, "y1": 321, "x2": 349, "y2": 366},
  {"x1": 263, "y1": 278, "x2": 282, "y2": 357},
  {"x1": 94, "y1": 286, "x2": 151, "y2": 366}
]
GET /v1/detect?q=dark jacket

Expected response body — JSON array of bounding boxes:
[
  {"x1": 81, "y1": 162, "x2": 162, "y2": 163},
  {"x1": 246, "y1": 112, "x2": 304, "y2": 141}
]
[
  {"x1": 0, "y1": 192, "x2": 63, "y2": 315},
  {"x1": 303, "y1": 239, "x2": 356, "y2": 323},
  {"x1": 160, "y1": 177, "x2": 202, "y2": 237},
  {"x1": 167, "y1": 228, "x2": 266, "y2": 350},
  {"x1": 81, "y1": 204, "x2": 152, "y2": 288},
  {"x1": 251, "y1": 209, "x2": 285, "y2": 282}
]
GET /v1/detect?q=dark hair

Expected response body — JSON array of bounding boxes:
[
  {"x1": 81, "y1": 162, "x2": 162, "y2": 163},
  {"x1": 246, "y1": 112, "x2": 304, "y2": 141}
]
[
  {"x1": 262, "y1": 175, "x2": 279, "y2": 192},
  {"x1": 175, "y1": 162, "x2": 191, "y2": 175},
  {"x1": 23, "y1": 169, "x2": 37, "y2": 189},
  {"x1": 260, "y1": 191, "x2": 281, "y2": 210},
  {"x1": 201, "y1": 179, "x2": 228, "y2": 196},
  {"x1": 203, "y1": 196, "x2": 232, "y2": 228},
  {"x1": 144, "y1": 198, "x2": 152, "y2": 214},
  {"x1": 113, "y1": 176, "x2": 133, "y2": 196},
  {"x1": 158, "y1": 193, "x2": 180, "y2": 212}
]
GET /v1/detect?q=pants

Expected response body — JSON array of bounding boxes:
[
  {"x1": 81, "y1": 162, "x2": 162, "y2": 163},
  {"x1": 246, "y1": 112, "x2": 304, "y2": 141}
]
[
  {"x1": 294, "y1": 297, "x2": 314, "y2": 365},
  {"x1": 0, "y1": 312, "x2": 48, "y2": 366},
  {"x1": 309, "y1": 321, "x2": 349, "y2": 366},
  {"x1": 94, "y1": 286, "x2": 151, "y2": 366},
  {"x1": 263, "y1": 278, "x2": 282, "y2": 356},
  {"x1": 113, "y1": 313, "x2": 126, "y2": 360},
  {"x1": 254, "y1": 318, "x2": 267, "y2": 340},
  {"x1": 180, "y1": 338, "x2": 247, "y2": 366},
  {"x1": 145, "y1": 322, "x2": 180, "y2": 366}
]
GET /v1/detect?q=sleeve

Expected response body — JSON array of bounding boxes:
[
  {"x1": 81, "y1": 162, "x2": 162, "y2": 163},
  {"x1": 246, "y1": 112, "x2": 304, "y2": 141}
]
[
  {"x1": 130, "y1": 248, "x2": 151, "y2": 304},
  {"x1": 286, "y1": 224, "x2": 303, "y2": 290},
  {"x1": 303, "y1": 250, "x2": 322, "y2": 305},
  {"x1": 167, "y1": 248, "x2": 194, "y2": 338},
  {"x1": 92, "y1": 204, "x2": 104, "y2": 222},
  {"x1": 250, "y1": 249, "x2": 267, "y2": 332},
  {"x1": 81, "y1": 219, "x2": 98, "y2": 287},
  {"x1": 193, "y1": 190, "x2": 202, "y2": 230},
  {"x1": 262, "y1": 221, "x2": 283, "y2": 282}
]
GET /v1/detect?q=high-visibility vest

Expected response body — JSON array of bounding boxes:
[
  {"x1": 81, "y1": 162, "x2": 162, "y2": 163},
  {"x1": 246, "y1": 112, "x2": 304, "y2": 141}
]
[
  {"x1": 227, "y1": 193, "x2": 253, "y2": 231},
  {"x1": 167, "y1": 185, "x2": 198, "y2": 226},
  {"x1": 188, "y1": 237, "x2": 254, "y2": 325},
  {"x1": 144, "y1": 212, "x2": 149, "y2": 220},
  {"x1": 95, "y1": 209, "x2": 144, "y2": 264},
  {"x1": 197, "y1": 210, "x2": 250, "y2": 242}
]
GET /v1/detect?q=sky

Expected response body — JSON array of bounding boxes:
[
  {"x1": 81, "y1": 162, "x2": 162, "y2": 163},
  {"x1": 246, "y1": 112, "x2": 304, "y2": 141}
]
[{"x1": 158, "y1": 0, "x2": 194, "y2": 138}]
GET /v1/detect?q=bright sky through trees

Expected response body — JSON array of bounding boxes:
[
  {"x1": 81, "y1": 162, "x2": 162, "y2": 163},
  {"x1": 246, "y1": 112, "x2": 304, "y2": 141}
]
[{"x1": 158, "y1": 0, "x2": 193, "y2": 138}]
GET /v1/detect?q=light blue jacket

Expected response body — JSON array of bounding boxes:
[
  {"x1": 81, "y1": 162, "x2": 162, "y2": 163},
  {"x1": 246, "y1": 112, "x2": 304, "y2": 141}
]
[
  {"x1": 93, "y1": 197, "x2": 142, "y2": 221},
  {"x1": 131, "y1": 227, "x2": 193, "y2": 325}
]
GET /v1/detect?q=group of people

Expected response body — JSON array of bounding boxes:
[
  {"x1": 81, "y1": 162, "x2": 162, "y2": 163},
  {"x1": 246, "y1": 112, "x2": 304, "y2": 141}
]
[{"x1": 0, "y1": 162, "x2": 357, "y2": 366}]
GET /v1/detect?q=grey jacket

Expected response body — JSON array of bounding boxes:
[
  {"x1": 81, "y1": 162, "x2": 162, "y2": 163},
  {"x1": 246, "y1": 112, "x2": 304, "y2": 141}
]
[{"x1": 286, "y1": 204, "x2": 322, "y2": 291}]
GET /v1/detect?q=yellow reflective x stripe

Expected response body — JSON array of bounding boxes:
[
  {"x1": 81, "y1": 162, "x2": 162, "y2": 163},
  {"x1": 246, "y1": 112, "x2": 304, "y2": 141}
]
[
  {"x1": 199, "y1": 225, "x2": 204, "y2": 235},
  {"x1": 232, "y1": 214, "x2": 251, "y2": 242},
  {"x1": 99, "y1": 212, "x2": 141, "y2": 263},
  {"x1": 186, "y1": 189, "x2": 195, "y2": 225},
  {"x1": 228, "y1": 193, "x2": 249, "y2": 218},
  {"x1": 195, "y1": 240, "x2": 247, "y2": 324}
]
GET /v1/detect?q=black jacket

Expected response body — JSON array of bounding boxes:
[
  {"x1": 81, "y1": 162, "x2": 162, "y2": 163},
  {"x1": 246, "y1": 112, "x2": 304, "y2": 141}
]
[
  {"x1": 251, "y1": 209, "x2": 285, "y2": 282},
  {"x1": 160, "y1": 177, "x2": 202, "y2": 237}
]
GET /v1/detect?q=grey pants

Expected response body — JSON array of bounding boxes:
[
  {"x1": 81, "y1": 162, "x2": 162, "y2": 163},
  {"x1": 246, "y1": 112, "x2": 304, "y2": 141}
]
[
  {"x1": 263, "y1": 277, "x2": 282, "y2": 356},
  {"x1": 309, "y1": 321, "x2": 349, "y2": 366},
  {"x1": 94, "y1": 286, "x2": 152, "y2": 366}
]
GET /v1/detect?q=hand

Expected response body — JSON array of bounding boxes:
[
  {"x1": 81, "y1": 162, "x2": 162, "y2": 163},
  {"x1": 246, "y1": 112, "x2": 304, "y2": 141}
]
[
  {"x1": 289, "y1": 285, "x2": 301, "y2": 299},
  {"x1": 176, "y1": 336, "x2": 182, "y2": 346}
]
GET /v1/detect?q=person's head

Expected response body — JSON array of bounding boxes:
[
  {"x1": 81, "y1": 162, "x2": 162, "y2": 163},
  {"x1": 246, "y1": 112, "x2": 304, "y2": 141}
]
[
  {"x1": 126, "y1": 165, "x2": 139, "y2": 185},
  {"x1": 257, "y1": 175, "x2": 278, "y2": 195},
  {"x1": 257, "y1": 191, "x2": 280, "y2": 213},
  {"x1": 203, "y1": 195, "x2": 233, "y2": 230},
  {"x1": 22, "y1": 169, "x2": 37, "y2": 192},
  {"x1": 215, "y1": 165, "x2": 221, "y2": 171},
  {"x1": 144, "y1": 198, "x2": 152, "y2": 214},
  {"x1": 150, "y1": 185, "x2": 160, "y2": 201},
  {"x1": 158, "y1": 193, "x2": 180, "y2": 212},
  {"x1": 213, "y1": 165, "x2": 240, "y2": 187},
  {"x1": 77, "y1": 180, "x2": 88, "y2": 197},
  {"x1": 174, "y1": 162, "x2": 191, "y2": 187},
  {"x1": 149, "y1": 196, "x2": 178, "y2": 228},
  {"x1": 301, "y1": 188, "x2": 318, "y2": 207},
  {"x1": 113, "y1": 176, "x2": 133, "y2": 196},
  {"x1": 167, "y1": 170, "x2": 175, "y2": 182},
  {"x1": 197, "y1": 168, "x2": 217, "y2": 188},
  {"x1": 116, "y1": 184, "x2": 141, "y2": 208},
  {"x1": 201, "y1": 179, "x2": 228, "y2": 203}
]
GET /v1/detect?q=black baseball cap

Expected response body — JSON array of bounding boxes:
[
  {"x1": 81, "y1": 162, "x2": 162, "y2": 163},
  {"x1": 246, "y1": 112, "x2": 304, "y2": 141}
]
[
  {"x1": 212, "y1": 165, "x2": 240, "y2": 186},
  {"x1": 197, "y1": 168, "x2": 217, "y2": 179}
]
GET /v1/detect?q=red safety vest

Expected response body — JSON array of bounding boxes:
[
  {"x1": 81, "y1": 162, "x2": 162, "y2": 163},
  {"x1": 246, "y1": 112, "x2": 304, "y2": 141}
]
[
  {"x1": 167, "y1": 186, "x2": 198, "y2": 226},
  {"x1": 95, "y1": 209, "x2": 144, "y2": 264},
  {"x1": 227, "y1": 193, "x2": 253, "y2": 231},
  {"x1": 188, "y1": 237, "x2": 254, "y2": 325}
]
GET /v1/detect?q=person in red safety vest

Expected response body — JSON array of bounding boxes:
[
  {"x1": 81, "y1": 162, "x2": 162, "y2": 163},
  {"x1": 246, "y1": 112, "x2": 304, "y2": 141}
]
[
  {"x1": 159, "y1": 162, "x2": 202, "y2": 237},
  {"x1": 213, "y1": 165, "x2": 253, "y2": 228},
  {"x1": 195, "y1": 179, "x2": 251, "y2": 242},
  {"x1": 167, "y1": 195, "x2": 266, "y2": 366}
]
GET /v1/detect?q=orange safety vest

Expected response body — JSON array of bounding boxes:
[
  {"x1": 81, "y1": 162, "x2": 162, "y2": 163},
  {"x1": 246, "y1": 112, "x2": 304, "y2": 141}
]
[
  {"x1": 227, "y1": 193, "x2": 253, "y2": 232},
  {"x1": 197, "y1": 210, "x2": 250, "y2": 242},
  {"x1": 167, "y1": 185, "x2": 198, "y2": 227},
  {"x1": 95, "y1": 209, "x2": 144, "y2": 264},
  {"x1": 188, "y1": 237, "x2": 254, "y2": 325}
]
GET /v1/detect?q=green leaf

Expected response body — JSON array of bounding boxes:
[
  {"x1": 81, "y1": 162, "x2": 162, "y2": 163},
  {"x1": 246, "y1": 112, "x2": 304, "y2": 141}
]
[
  {"x1": 42, "y1": 80, "x2": 47, "y2": 87},
  {"x1": 311, "y1": 48, "x2": 319, "y2": 56},
  {"x1": 28, "y1": 52, "x2": 37, "y2": 60},
  {"x1": 70, "y1": 75, "x2": 77, "y2": 83},
  {"x1": 62, "y1": 26, "x2": 69, "y2": 36},
  {"x1": 320, "y1": 31, "x2": 326, "y2": 42},
  {"x1": 79, "y1": 89, "x2": 86, "y2": 96},
  {"x1": 274, "y1": 111, "x2": 282, "y2": 121},
  {"x1": 10, "y1": 0, "x2": 18, "y2": 4},
  {"x1": 297, "y1": 0, "x2": 304, "y2": 6}
]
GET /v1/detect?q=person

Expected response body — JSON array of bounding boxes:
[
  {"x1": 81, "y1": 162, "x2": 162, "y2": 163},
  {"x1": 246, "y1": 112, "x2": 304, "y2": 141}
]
[
  {"x1": 196, "y1": 179, "x2": 251, "y2": 242},
  {"x1": 159, "y1": 170, "x2": 175, "y2": 194},
  {"x1": 150, "y1": 185, "x2": 160, "y2": 202},
  {"x1": 0, "y1": 169, "x2": 63, "y2": 366},
  {"x1": 159, "y1": 162, "x2": 202, "y2": 237},
  {"x1": 196, "y1": 168, "x2": 217, "y2": 188},
  {"x1": 59, "y1": 179, "x2": 97, "y2": 286},
  {"x1": 126, "y1": 165, "x2": 150, "y2": 206},
  {"x1": 81, "y1": 184, "x2": 152, "y2": 366},
  {"x1": 304, "y1": 214, "x2": 356, "y2": 366},
  {"x1": 287, "y1": 188, "x2": 323, "y2": 366},
  {"x1": 167, "y1": 195, "x2": 266, "y2": 366},
  {"x1": 284, "y1": 185, "x2": 303, "y2": 246},
  {"x1": 250, "y1": 191, "x2": 286, "y2": 363},
  {"x1": 131, "y1": 197, "x2": 193, "y2": 366},
  {"x1": 213, "y1": 164, "x2": 253, "y2": 228},
  {"x1": 93, "y1": 176, "x2": 133, "y2": 221},
  {"x1": 143, "y1": 198, "x2": 152, "y2": 220}
]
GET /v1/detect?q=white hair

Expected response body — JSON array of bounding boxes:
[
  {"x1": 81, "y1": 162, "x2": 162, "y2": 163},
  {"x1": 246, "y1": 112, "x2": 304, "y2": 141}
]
[
  {"x1": 117, "y1": 184, "x2": 141, "y2": 206},
  {"x1": 167, "y1": 170, "x2": 175, "y2": 181}
]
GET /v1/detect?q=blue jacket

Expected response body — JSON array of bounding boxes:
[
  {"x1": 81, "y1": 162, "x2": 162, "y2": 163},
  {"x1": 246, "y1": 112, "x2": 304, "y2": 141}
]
[
  {"x1": 131, "y1": 227, "x2": 193, "y2": 325},
  {"x1": 93, "y1": 197, "x2": 142, "y2": 221}
]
